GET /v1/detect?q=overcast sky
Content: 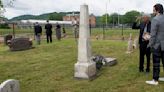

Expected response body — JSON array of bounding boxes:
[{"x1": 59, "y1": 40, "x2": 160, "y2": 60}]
[{"x1": 2, "y1": 0, "x2": 164, "y2": 19}]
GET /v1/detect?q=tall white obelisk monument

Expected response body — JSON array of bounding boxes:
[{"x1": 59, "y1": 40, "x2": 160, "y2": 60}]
[{"x1": 74, "y1": 4, "x2": 96, "y2": 79}]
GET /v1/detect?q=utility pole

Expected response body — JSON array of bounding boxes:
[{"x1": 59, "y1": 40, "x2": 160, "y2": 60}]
[
  {"x1": 106, "y1": 3, "x2": 108, "y2": 28},
  {"x1": 104, "y1": 0, "x2": 110, "y2": 40},
  {"x1": 103, "y1": 0, "x2": 110, "y2": 40},
  {"x1": 118, "y1": 14, "x2": 120, "y2": 26},
  {"x1": 12, "y1": 23, "x2": 15, "y2": 38}
]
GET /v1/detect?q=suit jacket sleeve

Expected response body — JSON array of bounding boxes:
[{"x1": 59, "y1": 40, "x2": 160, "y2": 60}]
[
  {"x1": 34, "y1": 26, "x2": 37, "y2": 34},
  {"x1": 45, "y1": 25, "x2": 47, "y2": 29},
  {"x1": 40, "y1": 26, "x2": 42, "y2": 33},
  {"x1": 148, "y1": 18, "x2": 159, "y2": 48},
  {"x1": 132, "y1": 22, "x2": 140, "y2": 29},
  {"x1": 139, "y1": 28, "x2": 142, "y2": 44}
]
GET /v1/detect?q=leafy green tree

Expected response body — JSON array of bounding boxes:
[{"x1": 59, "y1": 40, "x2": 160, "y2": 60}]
[
  {"x1": 100, "y1": 13, "x2": 111, "y2": 24},
  {"x1": 110, "y1": 13, "x2": 120, "y2": 25},
  {"x1": 48, "y1": 13, "x2": 65, "y2": 20},
  {"x1": 122, "y1": 10, "x2": 140, "y2": 24},
  {"x1": 0, "y1": 0, "x2": 3, "y2": 8},
  {"x1": 0, "y1": 0, "x2": 15, "y2": 17},
  {"x1": 0, "y1": 0, "x2": 4, "y2": 17}
]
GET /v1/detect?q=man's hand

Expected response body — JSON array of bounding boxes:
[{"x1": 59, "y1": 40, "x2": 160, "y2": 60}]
[
  {"x1": 143, "y1": 32, "x2": 151, "y2": 41},
  {"x1": 136, "y1": 16, "x2": 142, "y2": 22}
]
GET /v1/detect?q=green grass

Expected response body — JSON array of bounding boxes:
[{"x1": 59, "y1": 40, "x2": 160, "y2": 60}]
[
  {"x1": 0, "y1": 29, "x2": 33, "y2": 35},
  {"x1": 0, "y1": 38, "x2": 164, "y2": 92}
]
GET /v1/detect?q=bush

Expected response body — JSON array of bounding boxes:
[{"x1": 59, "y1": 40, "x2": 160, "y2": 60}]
[{"x1": 0, "y1": 23, "x2": 10, "y2": 29}]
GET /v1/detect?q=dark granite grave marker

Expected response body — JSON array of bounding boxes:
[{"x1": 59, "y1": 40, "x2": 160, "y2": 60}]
[{"x1": 8, "y1": 38, "x2": 32, "y2": 51}]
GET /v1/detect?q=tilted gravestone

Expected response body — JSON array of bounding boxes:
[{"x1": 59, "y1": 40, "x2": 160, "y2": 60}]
[
  {"x1": 0, "y1": 79, "x2": 20, "y2": 92},
  {"x1": 8, "y1": 38, "x2": 32, "y2": 51},
  {"x1": 4, "y1": 35, "x2": 13, "y2": 45}
]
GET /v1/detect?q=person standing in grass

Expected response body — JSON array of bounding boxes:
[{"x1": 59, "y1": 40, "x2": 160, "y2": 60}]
[
  {"x1": 146, "y1": 4, "x2": 164, "y2": 85},
  {"x1": 45, "y1": 20, "x2": 53, "y2": 43},
  {"x1": 72, "y1": 18, "x2": 79, "y2": 39},
  {"x1": 55, "y1": 23, "x2": 61, "y2": 41},
  {"x1": 132, "y1": 14, "x2": 151, "y2": 73},
  {"x1": 34, "y1": 22, "x2": 42, "y2": 45}
]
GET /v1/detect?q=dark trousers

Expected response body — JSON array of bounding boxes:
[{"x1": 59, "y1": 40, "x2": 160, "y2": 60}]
[
  {"x1": 153, "y1": 48, "x2": 164, "y2": 81},
  {"x1": 139, "y1": 42, "x2": 151, "y2": 71},
  {"x1": 35, "y1": 34, "x2": 41, "y2": 45},
  {"x1": 46, "y1": 34, "x2": 52, "y2": 43}
]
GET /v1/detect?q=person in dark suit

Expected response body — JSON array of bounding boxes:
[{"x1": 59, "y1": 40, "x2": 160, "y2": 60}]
[
  {"x1": 34, "y1": 22, "x2": 42, "y2": 45},
  {"x1": 132, "y1": 14, "x2": 151, "y2": 73},
  {"x1": 45, "y1": 20, "x2": 53, "y2": 43},
  {"x1": 146, "y1": 3, "x2": 164, "y2": 85}
]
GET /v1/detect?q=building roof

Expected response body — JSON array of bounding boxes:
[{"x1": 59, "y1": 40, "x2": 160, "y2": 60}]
[{"x1": 20, "y1": 19, "x2": 72, "y2": 25}]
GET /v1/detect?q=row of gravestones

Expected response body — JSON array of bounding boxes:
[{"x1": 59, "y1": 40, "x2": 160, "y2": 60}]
[
  {"x1": 0, "y1": 79, "x2": 20, "y2": 92},
  {"x1": 4, "y1": 35, "x2": 33, "y2": 51}
]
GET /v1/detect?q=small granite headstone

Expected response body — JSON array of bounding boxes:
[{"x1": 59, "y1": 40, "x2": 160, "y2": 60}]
[
  {"x1": 0, "y1": 79, "x2": 20, "y2": 92},
  {"x1": 105, "y1": 58, "x2": 117, "y2": 66},
  {"x1": 8, "y1": 38, "x2": 32, "y2": 51},
  {"x1": 92, "y1": 55, "x2": 117, "y2": 70}
]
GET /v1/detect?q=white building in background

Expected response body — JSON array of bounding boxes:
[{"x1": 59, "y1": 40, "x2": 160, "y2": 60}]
[
  {"x1": 16, "y1": 19, "x2": 72, "y2": 29},
  {"x1": 21, "y1": 19, "x2": 72, "y2": 25}
]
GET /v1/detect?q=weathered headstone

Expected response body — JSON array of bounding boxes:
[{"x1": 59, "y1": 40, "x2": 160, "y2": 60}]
[
  {"x1": 0, "y1": 79, "x2": 20, "y2": 92},
  {"x1": 133, "y1": 37, "x2": 139, "y2": 49},
  {"x1": 74, "y1": 4, "x2": 96, "y2": 79},
  {"x1": 96, "y1": 35, "x2": 99, "y2": 40},
  {"x1": 8, "y1": 38, "x2": 32, "y2": 51},
  {"x1": 126, "y1": 33, "x2": 133, "y2": 53},
  {"x1": 4, "y1": 35, "x2": 13, "y2": 45}
]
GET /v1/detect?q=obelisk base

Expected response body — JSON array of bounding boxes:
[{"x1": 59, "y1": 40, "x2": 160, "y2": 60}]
[{"x1": 74, "y1": 62, "x2": 96, "y2": 79}]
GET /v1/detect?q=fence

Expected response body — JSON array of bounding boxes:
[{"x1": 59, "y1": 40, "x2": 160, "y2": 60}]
[{"x1": 0, "y1": 24, "x2": 140, "y2": 41}]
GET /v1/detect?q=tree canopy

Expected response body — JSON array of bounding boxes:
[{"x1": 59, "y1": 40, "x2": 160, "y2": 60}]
[
  {"x1": 0, "y1": 0, "x2": 3, "y2": 8},
  {"x1": 48, "y1": 12, "x2": 65, "y2": 20},
  {"x1": 99, "y1": 10, "x2": 141, "y2": 25},
  {"x1": 122, "y1": 10, "x2": 140, "y2": 24}
]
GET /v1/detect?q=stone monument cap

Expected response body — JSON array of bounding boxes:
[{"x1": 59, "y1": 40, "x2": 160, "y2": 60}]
[{"x1": 0, "y1": 79, "x2": 20, "y2": 92}]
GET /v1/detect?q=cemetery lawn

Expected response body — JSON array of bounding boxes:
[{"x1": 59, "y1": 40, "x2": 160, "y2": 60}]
[{"x1": 0, "y1": 39, "x2": 164, "y2": 92}]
